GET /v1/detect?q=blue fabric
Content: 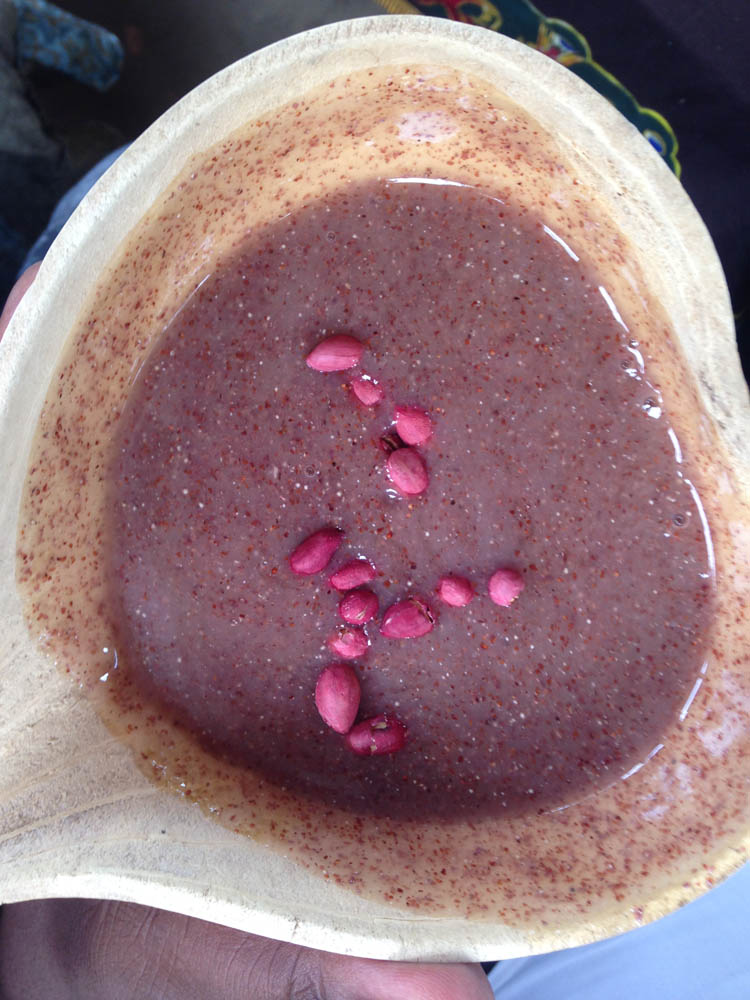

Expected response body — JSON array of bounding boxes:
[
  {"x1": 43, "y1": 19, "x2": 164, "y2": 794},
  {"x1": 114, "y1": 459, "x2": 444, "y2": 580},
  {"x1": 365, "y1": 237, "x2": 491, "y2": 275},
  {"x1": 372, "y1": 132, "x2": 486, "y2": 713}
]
[
  {"x1": 21, "y1": 144, "x2": 127, "y2": 273},
  {"x1": 11, "y1": 0, "x2": 123, "y2": 91},
  {"x1": 0, "y1": 208, "x2": 27, "y2": 275},
  {"x1": 490, "y1": 863, "x2": 750, "y2": 1000}
]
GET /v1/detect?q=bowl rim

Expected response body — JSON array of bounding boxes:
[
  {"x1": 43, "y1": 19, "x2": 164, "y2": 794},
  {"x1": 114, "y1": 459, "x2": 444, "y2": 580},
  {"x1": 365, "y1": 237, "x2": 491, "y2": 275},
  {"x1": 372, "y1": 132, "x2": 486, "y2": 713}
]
[{"x1": 1, "y1": 14, "x2": 748, "y2": 961}]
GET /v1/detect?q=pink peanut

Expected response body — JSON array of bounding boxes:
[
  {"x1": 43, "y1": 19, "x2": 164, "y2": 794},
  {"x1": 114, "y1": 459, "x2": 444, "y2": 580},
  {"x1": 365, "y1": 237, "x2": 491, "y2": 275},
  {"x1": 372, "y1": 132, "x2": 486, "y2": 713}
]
[
  {"x1": 488, "y1": 567, "x2": 525, "y2": 607},
  {"x1": 394, "y1": 405, "x2": 433, "y2": 445},
  {"x1": 306, "y1": 334, "x2": 364, "y2": 372},
  {"x1": 289, "y1": 527, "x2": 342, "y2": 575},
  {"x1": 329, "y1": 558, "x2": 377, "y2": 591},
  {"x1": 351, "y1": 376, "x2": 384, "y2": 406},
  {"x1": 436, "y1": 574, "x2": 474, "y2": 607},
  {"x1": 380, "y1": 597, "x2": 435, "y2": 638},
  {"x1": 345, "y1": 714, "x2": 408, "y2": 756},
  {"x1": 328, "y1": 626, "x2": 369, "y2": 660},
  {"x1": 315, "y1": 663, "x2": 361, "y2": 734},
  {"x1": 339, "y1": 587, "x2": 379, "y2": 625},
  {"x1": 386, "y1": 447, "x2": 428, "y2": 496}
]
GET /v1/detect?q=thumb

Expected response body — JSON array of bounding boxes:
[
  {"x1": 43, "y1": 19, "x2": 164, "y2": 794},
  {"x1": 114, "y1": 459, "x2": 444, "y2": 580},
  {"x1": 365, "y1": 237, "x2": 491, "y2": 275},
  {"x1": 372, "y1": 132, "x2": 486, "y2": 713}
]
[
  {"x1": 320, "y1": 951, "x2": 495, "y2": 1000},
  {"x1": 0, "y1": 898, "x2": 496, "y2": 1000}
]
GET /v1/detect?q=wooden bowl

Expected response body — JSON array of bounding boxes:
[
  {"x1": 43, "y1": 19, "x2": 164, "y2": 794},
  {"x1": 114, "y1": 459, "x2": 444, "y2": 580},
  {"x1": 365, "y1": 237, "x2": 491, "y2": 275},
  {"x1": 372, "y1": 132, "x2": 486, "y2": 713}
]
[{"x1": 1, "y1": 16, "x2": 748, "y2": 961}]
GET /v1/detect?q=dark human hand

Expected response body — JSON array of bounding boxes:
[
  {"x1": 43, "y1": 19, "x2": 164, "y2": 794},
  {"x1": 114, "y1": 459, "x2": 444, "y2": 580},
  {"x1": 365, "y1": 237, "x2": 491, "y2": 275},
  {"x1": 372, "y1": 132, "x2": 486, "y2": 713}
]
[{"x1": 0, "y1": 898, "x2": 494, "y2": 1000}]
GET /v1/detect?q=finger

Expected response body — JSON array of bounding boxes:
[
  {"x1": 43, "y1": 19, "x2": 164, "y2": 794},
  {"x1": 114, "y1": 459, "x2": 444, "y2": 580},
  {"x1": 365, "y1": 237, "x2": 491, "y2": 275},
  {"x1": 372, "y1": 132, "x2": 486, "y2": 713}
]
[
  {"x1": 320, "y1": 950, "x2": 495, "y2": 1000},
  {"x1": 0, "y1": 261, "x2": 42, "y2": 340},
  {"x1": 0, "y1": 898, "x2": 495, "y2": 1000}
]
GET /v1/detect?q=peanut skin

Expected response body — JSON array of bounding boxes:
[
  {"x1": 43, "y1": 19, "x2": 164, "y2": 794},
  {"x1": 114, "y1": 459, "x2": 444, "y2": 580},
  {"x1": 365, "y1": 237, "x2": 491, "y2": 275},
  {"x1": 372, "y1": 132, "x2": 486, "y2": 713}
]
[
  {"x1": 345, "y1": 714, "x2": 407, "y2": 755},
  {"x1": 329, "y1": 558, "x2": 377, "y2": 591},
  {"x1": 380, "y1": 597, "x2": 435, "y2": 638},
  {"x1": 488, "y1": 567, "x2": 525, "y2": 606},
  {"x1": 315, "y1": 664, "x2": 361, "y2": 734},
  {"x1": 327, "y1": 626, "x2": 369, "y2": 660},
  {"x1": 386, "y1": 447, "x2": 428, "y2": 496},
  {"x1": 338, "y1": 587, "x2": 379, "y2": 625},
  {"x1": 288, "y1": 527, "x2": 342, "y2": 575},
  {"x1": 394, "y1": 405, "x2": 433, "y2": 445},
  {"x1": 437, "y1": 574, "x2": 474, "y2": 607},
  {"x1": 306, "y1": 334, "x2": 364, "y2": 372},
  {"x1": 351, "y1": 376, "x2": 384, "y2": 406}
]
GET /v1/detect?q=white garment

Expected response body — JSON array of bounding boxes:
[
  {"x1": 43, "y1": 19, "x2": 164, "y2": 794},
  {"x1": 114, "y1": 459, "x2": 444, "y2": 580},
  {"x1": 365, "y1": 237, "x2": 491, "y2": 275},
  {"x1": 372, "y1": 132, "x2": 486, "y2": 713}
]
[{"x1": 490, "y1": 863, "x2": 750, "y2": 1000}]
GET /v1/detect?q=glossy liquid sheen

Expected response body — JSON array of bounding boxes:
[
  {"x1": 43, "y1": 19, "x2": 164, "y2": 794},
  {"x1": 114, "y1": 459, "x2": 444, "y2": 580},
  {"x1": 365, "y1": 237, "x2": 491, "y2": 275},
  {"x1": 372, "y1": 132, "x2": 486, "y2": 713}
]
[{"x1": 104, "y1": 178, "x2": 712, "y2": 821}]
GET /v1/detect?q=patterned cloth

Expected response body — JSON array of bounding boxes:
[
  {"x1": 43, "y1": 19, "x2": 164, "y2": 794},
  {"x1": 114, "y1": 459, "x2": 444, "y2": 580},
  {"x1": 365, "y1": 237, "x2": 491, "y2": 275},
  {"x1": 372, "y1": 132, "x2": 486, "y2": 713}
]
[
  {"x1": 383, "y1": 0, "x2": 748, "y2": 377},
  {"x1": 11, "y1": 0, "x2": 123, "y2": 91},
  {"x1": 1, "y1": 1, "x2": 123, "y2": 295},
  {"x1": 387, "y1": 0, "x2": 680, "y2": 172}
]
